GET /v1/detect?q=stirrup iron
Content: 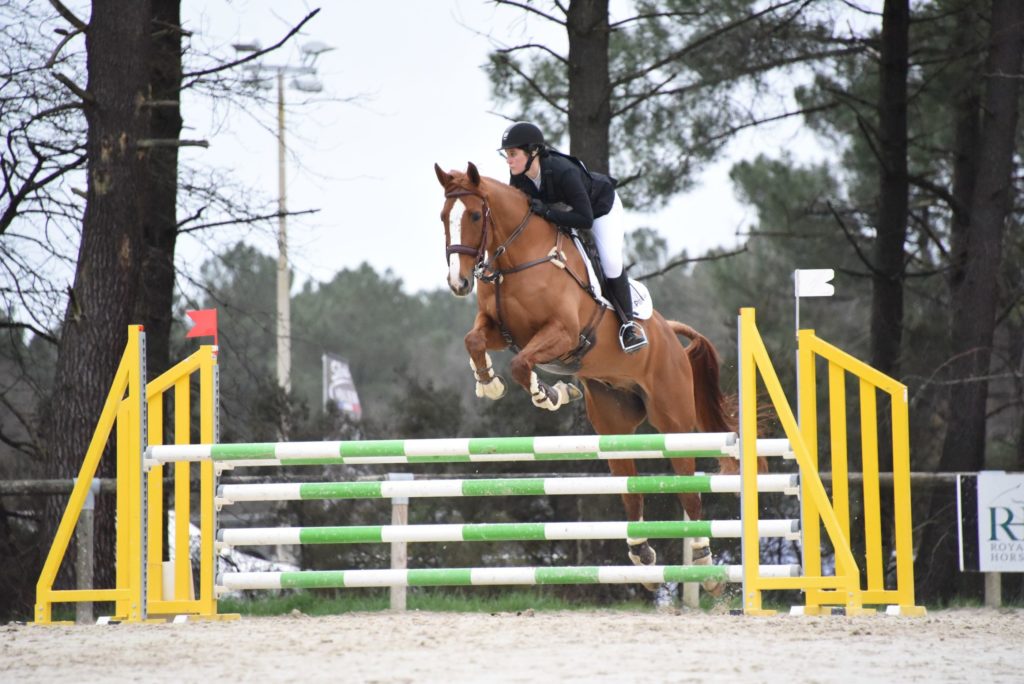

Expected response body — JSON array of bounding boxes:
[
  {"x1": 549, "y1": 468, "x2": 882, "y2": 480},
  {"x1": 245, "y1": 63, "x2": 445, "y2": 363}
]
[{"x1": 618, "y1": 321, "x2": 647, "y2": 353}]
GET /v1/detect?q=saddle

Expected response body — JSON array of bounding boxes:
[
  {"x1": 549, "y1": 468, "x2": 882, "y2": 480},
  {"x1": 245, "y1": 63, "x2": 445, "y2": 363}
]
[
  {"x1": 528, "y1": 226, "x2": 653, "y2": 377},
  {"x1": 562, "y1": 227, "x2": 653, "y2": 320}
]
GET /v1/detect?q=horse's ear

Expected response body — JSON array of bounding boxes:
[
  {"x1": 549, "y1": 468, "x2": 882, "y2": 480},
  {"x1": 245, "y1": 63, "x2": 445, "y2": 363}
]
[
  {"x1": 434, "y1": 163, "x2": 452, "y2": 188},
  {"x1": 466, "y1": 162, "x2": 481, "y2": 187}
]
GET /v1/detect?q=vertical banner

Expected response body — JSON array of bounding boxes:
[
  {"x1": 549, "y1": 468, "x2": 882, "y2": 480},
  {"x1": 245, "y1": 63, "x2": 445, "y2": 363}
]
[
  {"x1": 322, "y1": 353, "x2": 362, "y2": 420},
  {"x1": 976, "y1": 471, "x2": 1024, "y2": 572}
]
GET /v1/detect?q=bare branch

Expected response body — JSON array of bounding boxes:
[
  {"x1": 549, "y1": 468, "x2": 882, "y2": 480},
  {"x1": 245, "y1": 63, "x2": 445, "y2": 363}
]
[
  {"x1": 177, "y1": 208, "x2": 320, "y2": 234},
  {"x1": 610, "y1": 11, "x2": 701, "y2": 31},
  {"x1": 151, "y1": 19, "x2": 193, "y2": 38},
  {"x1": 826, "y1": 200, "x2": 882, "y2": 277},
  {"x1": 51, "y1": 72, "x2": 94, "y2": 104},
  {"x1": 496, "y1": 42, "x2": 568, "y2": 66},
  {"x1": 690, "y1": 103, "x2": 842, "y2": 149},
  {"x1": 906, "y1": 208, "x2": 951, "y2": 262},
  {"x1": 493, "y1": 0, "x2": 566, "y2": 26},
  {"x1": 907, "y1": 172, "x2": 961, "y2": 217},
  {"x1": 492, "y1": 54, "x2": 568, "y2": 114},
  {"x1": 613, "y1": 47, "x2": 863, "y2": 118},
  {"x1": 609, "y1": 0, "x2": 809, "y2": 90},
  {"x1": 135, "y1": 138, "x2": 209, "y2": 149},
  {"x1": 49, "y1": 0, "x2": 87, "y2": 33},
  {"x1": 635, "y1": 246, "x2": 748, "y2": 281},
  {"x1": 183, "y1": 9, "x2": 320, "y2": 80},
  {"x1": 0, "y1": 321, "x2": 58, "y2": 345},
  {"x1": 140, "y1": 100, "x2": 180, "y2": 109},
  {"x1": 45, "y1": 27, "x2": 81, "y2": 68},
  {"x1": 0, "y1": 151, "x2": 86, "y2": 234}
]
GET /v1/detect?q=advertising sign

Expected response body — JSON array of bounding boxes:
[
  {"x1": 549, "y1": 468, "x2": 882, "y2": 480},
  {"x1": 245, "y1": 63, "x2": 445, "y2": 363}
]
[
  {"x1": 322, "y1": 353, "x2": 362, "y2": 420},
  {"x1": 959, "y1": 471, "x2": 1024, "y2": 572}
]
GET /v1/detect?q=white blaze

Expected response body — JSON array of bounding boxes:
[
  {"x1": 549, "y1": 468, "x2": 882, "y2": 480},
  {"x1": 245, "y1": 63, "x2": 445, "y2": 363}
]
[{"x1": 447, "y1": 201, "x2": 466, "y2": 288}]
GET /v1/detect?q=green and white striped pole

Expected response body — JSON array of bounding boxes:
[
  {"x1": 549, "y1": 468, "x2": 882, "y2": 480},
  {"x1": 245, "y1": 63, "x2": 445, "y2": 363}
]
[
  {"x1": 148, "y1": 433, "x2": 792, "y2": 467},
  {"x1": 216, "y1": 474, "x2": 799, "y2": 504},
  {"x1": 217, "y1": 564, "x2": 801, "y2": 592},
  {"x1": 218, "y1": 519, "x2": 801, "y2": 546}
]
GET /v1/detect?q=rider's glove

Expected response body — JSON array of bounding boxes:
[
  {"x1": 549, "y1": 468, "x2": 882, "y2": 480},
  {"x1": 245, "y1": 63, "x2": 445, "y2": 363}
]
[{"x1": 529, "y1": 198, "x2": 550, "y2": 219}]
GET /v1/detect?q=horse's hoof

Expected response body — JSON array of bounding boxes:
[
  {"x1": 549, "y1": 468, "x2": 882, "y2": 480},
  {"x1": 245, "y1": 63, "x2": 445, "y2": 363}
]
[
  {"x1": 476, "y1": 376, "x2": 506, "y2": 400},
  {"x1": 701, "y1": 577, "x2": 725, "y2": 597},
  {"x1": 531, "y1": 384, "x2": 560, "y2": 410},
  {"x1": 628, "y1": 542, "x2": 660, "y2": 591},
  {"x1": 692, "y1": 543, "x2": 725, "y2": 597},
  {"x1": 628, "y1": 542, "x2": 657, "y2": 566},
  {"x1": 553, "y1": 381, "x2": 583, "y2": 403}
]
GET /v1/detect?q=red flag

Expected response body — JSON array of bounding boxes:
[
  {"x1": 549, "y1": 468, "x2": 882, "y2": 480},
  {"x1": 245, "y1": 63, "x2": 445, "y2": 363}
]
[{"x1": 185, "y1": 309, "x2": 218, "y2": 346}]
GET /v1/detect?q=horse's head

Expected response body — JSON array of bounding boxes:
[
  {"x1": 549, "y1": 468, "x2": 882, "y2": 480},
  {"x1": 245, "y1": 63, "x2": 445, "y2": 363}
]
[{"x1": 434, "y1": 162, "x2": 489, "y2": 296}]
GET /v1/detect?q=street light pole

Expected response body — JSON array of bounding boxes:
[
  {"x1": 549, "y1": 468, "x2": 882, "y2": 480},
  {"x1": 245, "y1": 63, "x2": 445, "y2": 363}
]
[
  {"x1": 233, "y1": 41, "x2": 333, "y2": 397},
  {"x1": 276, "y1": 70, "x2": 291, "y2": 393}
]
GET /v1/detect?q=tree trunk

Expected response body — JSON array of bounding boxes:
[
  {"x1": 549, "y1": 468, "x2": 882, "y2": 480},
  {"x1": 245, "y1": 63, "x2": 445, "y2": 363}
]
[
  {"x1": 41, "y1": 0, "x2": 153, "y2": 590},
  {"x1": 916, "y1": 0, "x2": 1024, "y2": 603},
  {"x1": 868, "y1": 0, "x2": 909, "y2": 577},
  {"x1": 135, "y1": 0, "x2": 184, "y2": 382},
  {"x1": 870, "y1": 0, "x2": 908, "y2": 384},
  {"x1": 566, "y1": 0, "x2": 611, "y2": 173}
]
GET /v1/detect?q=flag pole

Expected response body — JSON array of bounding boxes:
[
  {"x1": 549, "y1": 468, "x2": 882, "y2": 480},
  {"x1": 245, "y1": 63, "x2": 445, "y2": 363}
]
[{"x1": 792, "y1": 269, "x2": 835, "y2": 426}]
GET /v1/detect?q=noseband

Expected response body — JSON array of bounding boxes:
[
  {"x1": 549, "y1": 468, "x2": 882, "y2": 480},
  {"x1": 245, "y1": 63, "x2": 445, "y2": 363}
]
[{"x1": 444, "y1": 186, "x2": 532, "y2": 284}]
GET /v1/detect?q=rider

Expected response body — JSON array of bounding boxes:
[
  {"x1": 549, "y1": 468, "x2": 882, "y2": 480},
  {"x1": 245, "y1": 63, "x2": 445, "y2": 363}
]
[{"x1": 499, "y1": 121, "x2": 647, "y2": 353}]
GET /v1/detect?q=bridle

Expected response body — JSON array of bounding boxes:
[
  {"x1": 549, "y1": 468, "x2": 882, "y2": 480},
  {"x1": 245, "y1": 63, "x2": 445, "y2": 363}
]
[
  {"x1": 444, "y1": 186, "x2": 533, "y2": 284},
  {"x1": 442, "y1": 180, "x2": 604, "y2": 357}
]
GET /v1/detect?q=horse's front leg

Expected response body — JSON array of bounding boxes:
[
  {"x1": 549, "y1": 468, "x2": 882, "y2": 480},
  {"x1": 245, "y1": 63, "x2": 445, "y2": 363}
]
[
  {"x1": 507, "y1": 320, "x2": 581, "y2": 411},
  {"x1": 465, "y1": 313, "x2": 508, "y2": 400}
]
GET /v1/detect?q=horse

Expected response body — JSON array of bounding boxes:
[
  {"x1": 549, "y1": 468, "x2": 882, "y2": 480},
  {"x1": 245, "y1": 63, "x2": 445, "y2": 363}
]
[{"x1": 434, "y1": 162, "x2": 764, "y2": 593}]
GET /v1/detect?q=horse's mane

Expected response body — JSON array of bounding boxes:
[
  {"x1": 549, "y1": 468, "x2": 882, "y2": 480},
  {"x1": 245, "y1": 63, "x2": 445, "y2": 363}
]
[{"x1": 449, "y1": 169, "x2": 530, "y2": 209}]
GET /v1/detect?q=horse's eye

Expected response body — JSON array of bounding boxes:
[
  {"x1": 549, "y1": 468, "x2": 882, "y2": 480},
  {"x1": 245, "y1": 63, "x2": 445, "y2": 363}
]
[{"x1": 470, "y1": 212, "x2": 482, "y2": 222}]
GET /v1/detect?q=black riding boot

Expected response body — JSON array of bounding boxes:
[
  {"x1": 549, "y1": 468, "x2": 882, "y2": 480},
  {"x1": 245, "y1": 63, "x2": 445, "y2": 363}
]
[{"x1": 607, "y1": 274, "x2": 647, "y2": 353}]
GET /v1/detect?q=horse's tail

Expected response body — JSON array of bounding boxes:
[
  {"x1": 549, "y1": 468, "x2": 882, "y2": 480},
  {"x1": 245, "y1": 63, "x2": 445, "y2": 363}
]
[
  {"x1": 669, "y1": 320, "x2": 734, "y2": 433},
  {"x1": 668, "y1": 320, "x2": 768, "y2": 474}
]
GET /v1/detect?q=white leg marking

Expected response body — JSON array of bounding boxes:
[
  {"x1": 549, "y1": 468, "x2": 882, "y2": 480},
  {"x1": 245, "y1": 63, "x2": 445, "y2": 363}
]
[
  {"x1": 530, "y1": 371, "x2": 562, "y2": 411},
  {"x1": 470, "y1": 353, "x2": 505, "y2": 400}
]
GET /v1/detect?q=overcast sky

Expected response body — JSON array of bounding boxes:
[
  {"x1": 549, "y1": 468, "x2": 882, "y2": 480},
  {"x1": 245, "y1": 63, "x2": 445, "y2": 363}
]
[{"x1": 179, "y1": 1, "x2": 832, "y2": 294}]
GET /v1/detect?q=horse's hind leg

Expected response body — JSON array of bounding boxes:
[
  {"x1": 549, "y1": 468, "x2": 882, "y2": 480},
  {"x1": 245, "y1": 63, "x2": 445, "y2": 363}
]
[
  {"x1": 668, "y1": 461, "x2": 723, "y2": 596},
  {"x1": 581, "y1": 380, "x2": 660, "y2": 587},
  {"x1": 645, "y1": 370, "x2": 726, "y2": 595}
]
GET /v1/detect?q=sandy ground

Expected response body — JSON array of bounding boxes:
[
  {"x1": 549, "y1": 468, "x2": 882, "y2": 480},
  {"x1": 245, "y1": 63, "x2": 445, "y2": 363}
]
[{"x1": 2, "y1": 608, "x2": 1021, "y2": 683}]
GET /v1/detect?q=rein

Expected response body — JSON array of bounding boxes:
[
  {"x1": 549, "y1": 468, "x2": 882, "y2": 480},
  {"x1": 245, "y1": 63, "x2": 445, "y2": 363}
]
[{"x1": 444, "y1": 186, "x2": 536, "y2": 284}]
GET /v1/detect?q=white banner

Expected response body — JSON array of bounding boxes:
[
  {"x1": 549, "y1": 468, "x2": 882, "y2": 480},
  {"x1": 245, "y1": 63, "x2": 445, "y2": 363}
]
[
  {"x1": 322, "y1": 353, "x2": 362, "y2": 420},
  {"x1": 977, "y1": 471, "x2": 1024, "y2": 572}
]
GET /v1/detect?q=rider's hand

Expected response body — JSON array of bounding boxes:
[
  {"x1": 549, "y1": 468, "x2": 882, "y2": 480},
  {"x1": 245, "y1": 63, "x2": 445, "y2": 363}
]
[{"x1": 529, "y1": 198, "x2": 550, "y2": 219}]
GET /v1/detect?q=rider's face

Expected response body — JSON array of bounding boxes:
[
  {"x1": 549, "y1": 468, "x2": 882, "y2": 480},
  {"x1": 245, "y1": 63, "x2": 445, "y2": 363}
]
[{"x1": 503, "y1": 147, "x2": 529, "y2": 175}]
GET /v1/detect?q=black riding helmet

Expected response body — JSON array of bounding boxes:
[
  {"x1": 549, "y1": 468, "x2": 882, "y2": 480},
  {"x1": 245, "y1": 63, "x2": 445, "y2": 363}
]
[{"x1": 499, "y1": 122, "x2": 545, "y2": 152}]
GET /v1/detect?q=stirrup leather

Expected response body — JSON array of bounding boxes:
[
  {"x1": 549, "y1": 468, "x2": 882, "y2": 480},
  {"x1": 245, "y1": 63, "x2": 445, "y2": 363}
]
[{"x1": 618, "y1": 321, "x2": 647, "y2": 353}]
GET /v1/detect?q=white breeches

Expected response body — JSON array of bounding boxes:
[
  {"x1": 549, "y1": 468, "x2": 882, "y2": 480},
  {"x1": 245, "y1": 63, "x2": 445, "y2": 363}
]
[{"x1": 592, "y1": 193, "x2": 625, "y2": 278}]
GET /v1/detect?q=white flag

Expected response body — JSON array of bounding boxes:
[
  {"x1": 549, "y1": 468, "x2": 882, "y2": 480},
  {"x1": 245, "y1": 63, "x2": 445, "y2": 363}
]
[{"x1": 794, "y1": 269, "x2": 835, "y2": 298}]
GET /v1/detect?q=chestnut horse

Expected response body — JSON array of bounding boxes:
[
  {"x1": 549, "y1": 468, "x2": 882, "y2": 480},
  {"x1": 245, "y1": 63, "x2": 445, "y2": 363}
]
[{"x1": 435, "y1": 162, "x2": 757, "y2": 593}]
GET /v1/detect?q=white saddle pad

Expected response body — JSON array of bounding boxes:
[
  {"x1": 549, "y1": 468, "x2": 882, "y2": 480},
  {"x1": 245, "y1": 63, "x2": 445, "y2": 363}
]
[
  {"x1": 570, "y1": 235, "x2": 653, "y2": 321},
  {"x1": 629, "y1": 278, "x2": 653, "y2": 320}
]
